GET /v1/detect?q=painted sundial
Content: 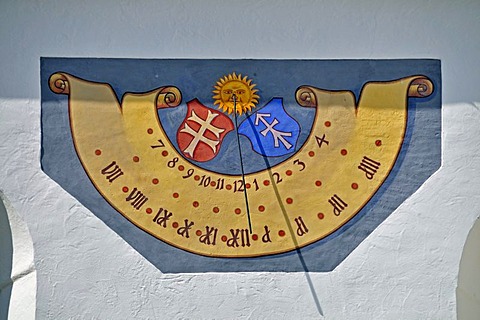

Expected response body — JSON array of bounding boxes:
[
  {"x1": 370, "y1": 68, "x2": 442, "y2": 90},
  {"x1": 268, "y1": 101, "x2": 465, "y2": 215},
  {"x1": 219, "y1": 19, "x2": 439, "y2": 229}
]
[{"x1": 41, "y1": 59, "x2": 441, "y2": 271}]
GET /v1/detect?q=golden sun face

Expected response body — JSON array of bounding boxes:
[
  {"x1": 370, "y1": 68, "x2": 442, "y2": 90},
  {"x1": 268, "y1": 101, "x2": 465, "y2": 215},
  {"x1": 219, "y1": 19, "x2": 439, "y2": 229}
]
[{"x1": 213, "y1": 72, "x2": 259, "y2": 115}]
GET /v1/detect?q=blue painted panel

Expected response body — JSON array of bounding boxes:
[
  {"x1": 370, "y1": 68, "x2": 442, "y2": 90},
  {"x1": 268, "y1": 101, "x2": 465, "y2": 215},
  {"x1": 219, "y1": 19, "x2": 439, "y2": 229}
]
[{"x1": 41, "y1": 58, "x2": 441, "y2": 272}]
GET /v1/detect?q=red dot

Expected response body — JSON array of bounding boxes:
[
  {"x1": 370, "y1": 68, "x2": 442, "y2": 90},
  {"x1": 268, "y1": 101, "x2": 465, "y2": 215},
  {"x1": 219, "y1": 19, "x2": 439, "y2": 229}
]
[
  {"x1": 252, "y1": 234, "x2": 259, "y2": 241},
  {"x1": 235, "y1": 208, "x2": 241, "y2": 214},
  {"x1": 351, "y1": 183, "x2": 358, "y2": 190},
  {"x1": 245, "y1": 183, "x2": 251, "y2": 189},
  {"x1": 162, "y1": 150, "x2": 168, "y2": 157},
  {"x1": 286, "y1": 197, "x2": 293, "y2": 204},
  {"x1": 122, "y1": 186, "x2": 129, "y2": 193},
  {"x1": 317, "y1": 212, "x2": 325, "y2": 219},
  {"x1": 286, "y1": 170, "x2": 293, "y2": 176},
  {"x1": 147, "y1": 128, "x2": 153, "y2": 134},
  {"x1": 213, "y1": 207, "x2": 220, "y2": 213},
  {"x1": 341, "y1": 149, "x2": 348, "y2": 156},
  {"x1": 194, "y1": 175, "x2": 200, "y2": 181},
  {"x1": 196, "y1": 230, "x2": 202, "y2": 236},
  {"x1": 375, "y1": 140, "x2": 382, "y2": 146},
  {"x1": 263, "y1": 180, "x2": 270, "y2": 186},
  {"x1": 133, "y1": 156, "x2": 140, "y2": 162},
  {"x1": 258, "y1": 205, "x2": 265, "y2": 212},
  {"x1": 146, "y1": 208, "x2": 153, "y2": 214},
  {"x1": 193, "y1": 201, "x2": 199, "y2": 208},
  {"x1": 178, "y1": 165, "x2": 184, "y2": 171},
  {"x1": 315, "y1": 180, "x2": 322, "y2": 187},
  {"x1": 278, "y1": 230, "x2": 286, "y2": 237},
  {"x1": 173, "y1": 192, "x2": 179, "y2": 198},
  {"x1": 226, "y1": 184, "x2": 232, "y2": 190},
  {"x1": 221, "y1": 235, "x2": 228, "y2": 242},
  {"x1": 95, "y1": 149, "x2": 102, "y2": 156},
  {"x1": 152, "y1": 178, "x2": 159, "y2": 185},
  {"x1": 325, "y1": 121, "x2": 331, "y2": 127},
  {"x1": 172, "y1": 222, "x2": 179, "y2": 228},
  {"x1": 308, "y1": 151, "x2": 315, "y2": 157},
  {"x1": 210, "y1": 181, "x2": 216, "y2": 187}
]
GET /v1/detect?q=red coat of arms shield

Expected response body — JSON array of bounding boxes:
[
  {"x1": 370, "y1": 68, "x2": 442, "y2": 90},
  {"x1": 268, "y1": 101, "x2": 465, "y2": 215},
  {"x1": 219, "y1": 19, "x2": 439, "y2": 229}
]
[{"x1": 176, "y1": 99, "x2": 234, "y2": 162}]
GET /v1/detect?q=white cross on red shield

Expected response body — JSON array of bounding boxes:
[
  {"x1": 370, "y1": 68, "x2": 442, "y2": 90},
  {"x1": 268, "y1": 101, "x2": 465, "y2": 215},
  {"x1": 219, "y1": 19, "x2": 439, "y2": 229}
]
[{"x1": 176, "y1": 99, "x2": 234, "y2": 162}]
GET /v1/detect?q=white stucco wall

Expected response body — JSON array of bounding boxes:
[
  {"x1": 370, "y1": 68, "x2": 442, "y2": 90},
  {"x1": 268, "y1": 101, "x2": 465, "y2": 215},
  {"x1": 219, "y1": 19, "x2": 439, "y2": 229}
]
[
  {"x1": 1, "y1": 1, "x2": 479, "y2": 319},
  {"x1": 0, "y1": 192, "x2": 36, "y2": 320},
  {"x1": 457, "y1": 218, "x2": 480, "y2": 319}
]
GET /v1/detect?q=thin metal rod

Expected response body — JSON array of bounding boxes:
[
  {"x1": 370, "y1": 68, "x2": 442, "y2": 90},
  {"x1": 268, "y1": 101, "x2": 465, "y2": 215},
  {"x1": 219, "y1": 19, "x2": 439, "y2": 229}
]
[{"x1": 233, "y1": 94, "x2": 252, "y2": 233}]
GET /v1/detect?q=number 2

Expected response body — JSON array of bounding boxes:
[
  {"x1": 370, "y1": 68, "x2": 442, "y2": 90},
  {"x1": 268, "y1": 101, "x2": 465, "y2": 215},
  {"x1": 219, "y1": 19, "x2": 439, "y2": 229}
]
[{"x1": 272, "y1": 172, "x2": 283, "y2": 184}]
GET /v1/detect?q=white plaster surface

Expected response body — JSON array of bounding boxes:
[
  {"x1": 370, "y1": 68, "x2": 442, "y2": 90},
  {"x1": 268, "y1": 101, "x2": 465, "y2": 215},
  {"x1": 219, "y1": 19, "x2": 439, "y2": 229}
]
[
  {"x1": 0, "y1": 192, "x2": 37, "y2": 320},
  {"x1": 1, "y1": 0, "x2": 480, "y2": 319},
  {"x1": 457, "y1": 217, "x2": 480, "y2": 319}
]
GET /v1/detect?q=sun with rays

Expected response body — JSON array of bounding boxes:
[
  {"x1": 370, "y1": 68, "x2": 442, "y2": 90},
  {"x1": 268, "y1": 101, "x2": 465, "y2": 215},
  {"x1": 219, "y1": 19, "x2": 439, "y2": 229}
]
[{"x1": 213, "y1": 72, "x2": 259, "y2": 115}]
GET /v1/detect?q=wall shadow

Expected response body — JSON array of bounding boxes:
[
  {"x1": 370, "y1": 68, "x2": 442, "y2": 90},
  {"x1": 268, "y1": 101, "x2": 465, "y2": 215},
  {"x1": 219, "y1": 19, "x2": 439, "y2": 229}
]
[
  {"x1": 0, "y1": 196, "x2": 13, "y2": 319},
  {"x1": 457, "y1": 217, "x2": 480, "y2": 319}
]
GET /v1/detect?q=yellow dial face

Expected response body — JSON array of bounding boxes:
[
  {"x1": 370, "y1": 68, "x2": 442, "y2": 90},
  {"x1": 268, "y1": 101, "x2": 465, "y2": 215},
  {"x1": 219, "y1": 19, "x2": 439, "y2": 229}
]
[{"x1": 49, "y1": 72, "x2": 433, "y2": 258}]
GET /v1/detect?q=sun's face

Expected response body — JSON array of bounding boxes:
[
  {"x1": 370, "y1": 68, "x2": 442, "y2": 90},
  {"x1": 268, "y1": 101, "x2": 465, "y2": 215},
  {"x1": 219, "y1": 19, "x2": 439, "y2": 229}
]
[{"x1": 213, "y1": 73, "x2": 259, "y2": 115}]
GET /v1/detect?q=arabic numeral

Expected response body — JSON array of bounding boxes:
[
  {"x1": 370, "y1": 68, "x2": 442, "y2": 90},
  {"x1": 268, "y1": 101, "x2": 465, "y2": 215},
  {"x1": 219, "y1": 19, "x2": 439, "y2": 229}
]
[
  {"x1": 198, "y1": 175, "x2": 211, "y2": 188},
  {"x1": 272, "y1": 172, "x2": 283, "y2": 184},
  {"x1": 252, "y1": 179, "x2": 260, "y2": 191},
  {"x1": 204, "y1": 176, "x2": 211, "y2": 187},
  {"x1": 234, "y1": 180, "x2": 245, "y2": 193},
  {"x1": 182, "y1": 168, "x2": 194, "y2": 179},
  {"x1": 151, "y1": 139, "x2": 165, "y2": 148},
  {"x1": 167, "y1": 157, "x2": 179, "y2": 168},
  {"x1": 215, "y1": 178, "x2": 225, "y2": 190},
  {"x1": 293, "y1": 159, "x2": 306, "y2": 171}
]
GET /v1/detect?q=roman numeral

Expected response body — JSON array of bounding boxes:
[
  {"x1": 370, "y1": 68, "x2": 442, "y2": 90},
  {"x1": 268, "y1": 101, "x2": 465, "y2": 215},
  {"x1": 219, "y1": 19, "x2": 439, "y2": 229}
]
[
  {"x1": 125, "y1": 187, "x2": 148, "y2": 210},
  {"x1": 328, "y1": 194, "x2": 348, "y2": 216},
  {"x1": 294, "y1": 216, "x2": 309, "y2": 236},
  {"x1": 101, "y1": 161, "x2": 124, "y2": 183},
  {"x1": 358, "y1": 156, "x2": 381, "y2": 180}
]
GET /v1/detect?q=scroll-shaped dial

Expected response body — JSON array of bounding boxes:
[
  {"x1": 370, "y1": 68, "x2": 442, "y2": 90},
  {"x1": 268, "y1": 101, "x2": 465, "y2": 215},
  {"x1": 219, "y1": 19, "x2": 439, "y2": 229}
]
[{"x1": 49, "y1": 72, "x2": 433, "y2": 257}]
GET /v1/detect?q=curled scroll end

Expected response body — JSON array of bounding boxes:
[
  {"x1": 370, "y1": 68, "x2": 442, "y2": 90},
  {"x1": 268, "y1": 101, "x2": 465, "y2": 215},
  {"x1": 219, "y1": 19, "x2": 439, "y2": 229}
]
[
  {"x1": 295, "y1": 86, "x2": 317, "y2": 108},
  {"x1": 408, "y1": 77, "x2": 434, "y2": 98},
  {"x1": 157, "y1": 86, "x2": 182, "y2": 109},
  {"x1": 49, "y1": 73, "x2": 70, "y2": 95}
]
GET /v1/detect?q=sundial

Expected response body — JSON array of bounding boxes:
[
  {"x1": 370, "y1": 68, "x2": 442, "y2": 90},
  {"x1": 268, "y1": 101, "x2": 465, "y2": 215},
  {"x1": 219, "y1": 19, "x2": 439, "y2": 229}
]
[{"x1": 41, "y1": 59, "x2": 441, "y2": 271}]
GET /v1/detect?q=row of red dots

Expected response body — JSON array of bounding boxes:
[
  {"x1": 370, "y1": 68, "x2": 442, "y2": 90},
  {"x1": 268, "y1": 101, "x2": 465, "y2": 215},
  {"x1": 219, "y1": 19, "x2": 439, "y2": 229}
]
[
  {"x1": 149, "y1": 213, "x2": 328, "y2": 241},
  {"x1": 120, "y1": 186, "x2": 271, "y2": 215},
  {"x1": 313, "y1": 180, "x2": 359, "y2": 189},
  {"x1": 148, "y1": 212, "x2": 327, "y2": 239},
  {"x1": 94, "y1": 149, "x2": 145, "y2": 162},
  {"x1": 104, "y1": 172, "x2": 358, "y2": 221},
  {"x1": 94, "y1": 147, "x2": 341, "y2": 190},
  {"x1": 115, "y1": 171, "x2": 357, "y2": 216},
  {"x1": 308, "y1": 148, "x2": 349, "y2": 158}
]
